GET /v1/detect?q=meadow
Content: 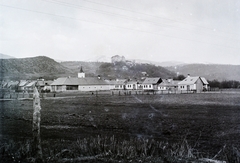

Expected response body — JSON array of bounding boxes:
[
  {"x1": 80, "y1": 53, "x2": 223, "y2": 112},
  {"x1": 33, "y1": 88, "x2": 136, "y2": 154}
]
[{"x1": 1, "y1": 92, "x2": 240, "y2": 162}]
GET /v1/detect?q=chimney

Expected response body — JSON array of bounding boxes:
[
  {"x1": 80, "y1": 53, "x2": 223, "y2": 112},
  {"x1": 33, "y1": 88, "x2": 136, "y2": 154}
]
[
  {"x1": 168, "y1": 78, "x2": 171, "y2": 83},
  {"x1": 187, "y1": 74, "x2": 190, "y2": 78},
  {"x1": 97, "y1": 75, "x2": 101, "y2": 79}
]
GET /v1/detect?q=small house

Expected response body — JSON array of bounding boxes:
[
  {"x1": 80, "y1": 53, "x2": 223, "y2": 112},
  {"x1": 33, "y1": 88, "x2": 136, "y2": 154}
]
[
  {"x1": 142, "y1": 77, "x2": 162, "y2": 90},
  {"x1": 178, "y1": 75, "x2": 209, "y2": 93},
  {"x1": 159, "y1": 79, "x2": 180, "y2": 92}
]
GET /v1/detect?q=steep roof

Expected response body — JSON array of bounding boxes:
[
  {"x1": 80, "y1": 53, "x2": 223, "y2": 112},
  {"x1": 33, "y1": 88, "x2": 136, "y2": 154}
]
[
  {"x1": 7, "y1": 81, "x2": 19, "y2": 87},
  {"x1": 200, "y1": 77, "x2": 209, "y2": 85},
  {"x1": 178, "y1": 76, "x2": 200, "y2": 85},
  {"x1": 51, "y1": 77, "x2": 109, "y2": 86},
  {"x1": 159, "y1": 79, "x2": 180, "y2": 86},
  {"x1": 18, "y1": 80, "x2": 29, "y2": 87},
  {"x1": 142, "y1": 77, "x2": 162, "y2": 84},
  {"x1": 25, "y1": 81, "x2": 37, "y2": 87}
]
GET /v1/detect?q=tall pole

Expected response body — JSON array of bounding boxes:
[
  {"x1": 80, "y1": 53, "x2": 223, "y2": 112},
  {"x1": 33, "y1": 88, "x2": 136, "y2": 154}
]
[{"x1": 32, "y1": 87, "x2": 43, "y2": 162}]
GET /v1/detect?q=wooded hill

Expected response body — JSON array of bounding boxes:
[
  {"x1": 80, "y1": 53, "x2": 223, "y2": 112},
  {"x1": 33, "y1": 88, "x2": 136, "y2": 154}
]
[
  {"x1": 0, "y1": 56, "x2": 177, "y2": 80},
  {"x1": 0, "y1": 56, "x2": 73, "y2": 80},
  {"x1": 61, "y1": 61, "x2": 177, "y2": 79}
]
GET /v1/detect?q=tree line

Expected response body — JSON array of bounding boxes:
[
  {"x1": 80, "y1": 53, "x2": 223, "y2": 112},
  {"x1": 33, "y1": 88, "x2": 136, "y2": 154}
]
[{"x1": 207, "y1": 80, "x2": 240, "y2": 89}]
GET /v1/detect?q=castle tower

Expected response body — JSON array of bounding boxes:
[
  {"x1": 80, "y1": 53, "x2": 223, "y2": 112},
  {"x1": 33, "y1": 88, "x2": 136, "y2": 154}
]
[{"x1": 78, "y1": 66, "x2": 85, "y2": 78}]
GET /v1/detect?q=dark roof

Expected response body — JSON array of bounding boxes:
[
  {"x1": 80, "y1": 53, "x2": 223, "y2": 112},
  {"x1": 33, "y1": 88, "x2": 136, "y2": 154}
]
[
  {"x1": 51, "y1": 77, "x2": 109, "y2": 86},
  {"x1": 142, "y1": 77, "x2": 162, "y2": 84},
  {"x1": 159, "y1": 79, "x2": 180, "y2": 86}
]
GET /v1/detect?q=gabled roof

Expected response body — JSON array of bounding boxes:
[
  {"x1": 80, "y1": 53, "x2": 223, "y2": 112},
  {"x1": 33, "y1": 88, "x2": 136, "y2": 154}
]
[
  {"x1": 200, "y1": 77, "x2": 209, "y2": 85},
  {"x1": 104, "y1": 79, "x2": 127, "y2": 85},
  {"x1": 178, "y1": 76, "x2": 199, "y2": 85},
  {"x1": 18, "y1": 80, "x2": 29, "y2": 87},
  {"x1": 142, "y1": 77, "x2": 162, "y2": 84},
  {"x1": 25, "y1": 81, "x2": 37, "y2": 87},
  {"x1": 7, "y1": 81, "x2": 19, "y2": 87},
  {"x1": 159, "y1": 79, "x2": 180, "y2": 86},
  {"x1": 178, "y1": 76, "x2": 209, "y2": 85},
  {"x1": 51, "y1": 77, "x2": 110, "y2": 86}
]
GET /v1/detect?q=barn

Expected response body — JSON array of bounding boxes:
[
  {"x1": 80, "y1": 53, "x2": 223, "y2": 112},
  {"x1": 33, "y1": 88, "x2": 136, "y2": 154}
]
[{"x1": 50, "y1": 67, "x2": 111, "y2": 92}]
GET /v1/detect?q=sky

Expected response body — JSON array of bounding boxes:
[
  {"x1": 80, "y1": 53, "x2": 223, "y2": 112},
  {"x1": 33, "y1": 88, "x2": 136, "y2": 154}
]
[{"x1": 0, "y1": 0, "x2": 240, "y2": 64}]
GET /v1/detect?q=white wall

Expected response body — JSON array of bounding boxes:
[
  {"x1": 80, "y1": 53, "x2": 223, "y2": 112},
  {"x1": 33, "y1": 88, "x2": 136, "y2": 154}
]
[{"x1": 78, "y1": 85, "x2": 110, "y2": 91}]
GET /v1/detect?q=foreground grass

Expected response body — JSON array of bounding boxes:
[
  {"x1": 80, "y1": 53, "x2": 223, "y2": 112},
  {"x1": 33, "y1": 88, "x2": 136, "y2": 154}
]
[{"x1": 1, "y1": 135, "x2": 239, "y2": 163}]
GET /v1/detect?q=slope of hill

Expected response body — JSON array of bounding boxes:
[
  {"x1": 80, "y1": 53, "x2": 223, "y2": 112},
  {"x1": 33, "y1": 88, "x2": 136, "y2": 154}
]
[
  {"x1": 0, "y1": 53, "x2": 15, "y2": 59},
  {"x1": 97, "y1": 62, "x2": 176, "y2": 79},
  {"x1": 0, "y1": 56, "x2": 72, "y2": 80},
  {"x1": 166, "y1": 64, "x2": 240, "y2": 81},
  {"x1": 60, "y1": 61, "x2": 103, "y2": 76},
  {"x1": 131, "y1": 59, "x2": 186, "y2": 67},
  {"x1": 61, "y1": 61, "x2": 176, "y2": 79}
]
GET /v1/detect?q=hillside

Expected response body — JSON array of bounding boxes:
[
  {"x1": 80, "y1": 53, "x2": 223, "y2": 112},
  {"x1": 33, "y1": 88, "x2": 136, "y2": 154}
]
[
  {"x1": 97, "y1": 62, "x2": 176, "y2": 79},
  {"x1": 166, "y1": 64, "x2": 240, "y2": 81},
  {"x1": 0, "y1": 56, "x2": 73, "y2": 80},
  {"x1": 61, "y1": 61, "x2": 176, "y2": 79},
  {"x1": 60, "y1": 61, "x2": 103, "y2": 76}
]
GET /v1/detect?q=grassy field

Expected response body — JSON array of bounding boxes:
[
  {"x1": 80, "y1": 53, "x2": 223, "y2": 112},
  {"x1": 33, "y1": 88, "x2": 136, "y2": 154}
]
[{"x1": 1, "y1": 92, "x2": 240, "y2": 162}]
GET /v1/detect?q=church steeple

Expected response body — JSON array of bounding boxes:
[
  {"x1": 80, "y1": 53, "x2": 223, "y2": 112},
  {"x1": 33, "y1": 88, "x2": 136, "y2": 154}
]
[
  {"x1": 78, "y1": 66, "x2": 85, "y2": 78},
  {"x1": 80, "y1": 66, "x2": 84, "y2": 73}
]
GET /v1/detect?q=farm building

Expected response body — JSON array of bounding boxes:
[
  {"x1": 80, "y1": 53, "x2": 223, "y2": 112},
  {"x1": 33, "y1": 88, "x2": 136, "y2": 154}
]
[
  {"x1": 51, "y1": 68, "x2": 111, "y2": 92},
  {"x1": 178, "y1": 75, "x2": 209, "y2": 93},
  {"x1": 125, "y1": 79, "x2": 143, "y2": 90},
  {"x1": 24, "y1": 81, "x2": 37, "y2": 92},
  {"x1": 51, "y1": 77, "x2": 110, "y2": 92},
  {"x1": 36, "y1": 79, "x2": 53, "y2": 92},
  {"x1": 142, "y1": 77, "x2": 162, "y2": 90},
  {"x1": 106, "y1": 79, "x2": 127, "y2": 90},
  {"x1": 17, "y1": 80, "x2": 29, "y2": 92},
  {"x1": 158, "y1": 79, "x2": 180, "y2": 92}
]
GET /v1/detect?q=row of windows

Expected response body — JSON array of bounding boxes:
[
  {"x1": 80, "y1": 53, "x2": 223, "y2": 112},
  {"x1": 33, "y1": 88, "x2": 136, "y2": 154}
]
[
  {"x1": 81, "y1": 86, "x2": 103, "y2": 89},
  {"x1": 143, "y1": 85, "x2": 152, "y2": 88},
  {"x1": 180, "y1": 86, "x2": 185, "y2": 89}
]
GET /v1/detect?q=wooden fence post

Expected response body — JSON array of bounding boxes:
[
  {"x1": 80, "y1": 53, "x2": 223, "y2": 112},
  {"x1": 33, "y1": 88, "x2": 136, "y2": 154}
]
[{"x1": 32, "y1": 87, "x2": 43, "y2": 162}]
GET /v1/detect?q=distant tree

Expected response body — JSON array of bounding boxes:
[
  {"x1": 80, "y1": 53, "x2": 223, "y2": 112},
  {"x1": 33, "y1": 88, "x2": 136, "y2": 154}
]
[
  {"x1": 174, "y1": 75, "x2": 186, "y2": 80},
  {"x1": 208, "y1": 80, "x2": 240, "y2": 88},
  {"x1": 208, "y1": 79, "x2": 221, "y2": 88}
]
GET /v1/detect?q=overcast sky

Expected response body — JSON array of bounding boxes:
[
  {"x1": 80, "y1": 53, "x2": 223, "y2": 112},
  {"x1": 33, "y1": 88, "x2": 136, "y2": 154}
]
[{"x1": 0, "y1": 0, "x2": 240, "y2": 64}]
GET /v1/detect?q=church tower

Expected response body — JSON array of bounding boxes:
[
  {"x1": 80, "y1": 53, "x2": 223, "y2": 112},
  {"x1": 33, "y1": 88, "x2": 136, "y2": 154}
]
[{"x1": 78, "y1": 66, "x2": 85, "y2": 78}]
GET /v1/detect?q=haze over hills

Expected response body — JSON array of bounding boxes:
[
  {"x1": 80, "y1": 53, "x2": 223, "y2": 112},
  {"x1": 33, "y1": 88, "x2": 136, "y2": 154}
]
[
  {"x1": 130, "y1": 59, "x2": 186, "y2": 67},
  {"x1": 166, "y1": 64, "x2": 240, "y2": 81},
  {"x1": 0, "y1": 53, "x2": 15, "y2": 59}
]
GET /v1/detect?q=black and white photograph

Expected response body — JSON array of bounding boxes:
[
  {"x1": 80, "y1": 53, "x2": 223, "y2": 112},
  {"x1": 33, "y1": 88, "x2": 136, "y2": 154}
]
[{"x1": 0, "y1": 0, "x2": 240, "y2": 162}]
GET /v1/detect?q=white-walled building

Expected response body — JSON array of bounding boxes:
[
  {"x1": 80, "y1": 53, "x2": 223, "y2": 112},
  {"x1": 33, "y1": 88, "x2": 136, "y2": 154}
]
[
  {"x1": 51, "y1": 67, "x2": 111, "y2": 92},
  {"x1": 142, "y1": 77, "x2": 162, "y2": 90},
  {"x1": 178, "y1": 75, "x2": 209, "y2": 93}
]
